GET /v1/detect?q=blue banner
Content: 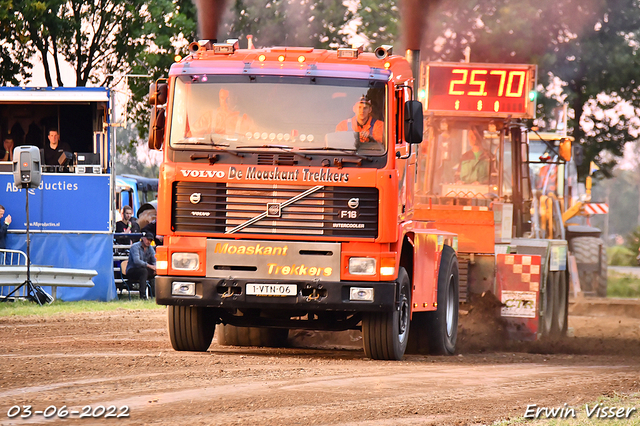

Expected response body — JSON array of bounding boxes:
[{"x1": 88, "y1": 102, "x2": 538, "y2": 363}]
[
  {"x1": 2, "y1": 233, "x2": 116, "y2": 301},
  {"x1": 0, "y1": 173, "x2": 111, "y2": 232}
]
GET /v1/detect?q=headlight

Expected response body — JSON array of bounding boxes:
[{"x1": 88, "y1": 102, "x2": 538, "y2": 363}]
[
  {"x1": 348, "y1": 257, "x2": 376, "y2": 275},
  {"x1": 171, "y1": 252, "x2": 199, "y2": 271}
]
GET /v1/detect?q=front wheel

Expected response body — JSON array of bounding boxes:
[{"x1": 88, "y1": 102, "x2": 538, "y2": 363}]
[
  {"x1": 168, "y1": 305, "x2": 217, "y2": 352},
  {"x1": 362, "y1": 267, "x2": 411, "y2": 360},
  {"x1": 425, "y1": 245, "x2": 459, "y2": 355}
]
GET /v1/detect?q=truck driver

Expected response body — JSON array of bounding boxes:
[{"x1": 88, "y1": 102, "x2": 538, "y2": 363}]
[{"x1": 336, "y1": 96, "x2": 384, "y2": 146}]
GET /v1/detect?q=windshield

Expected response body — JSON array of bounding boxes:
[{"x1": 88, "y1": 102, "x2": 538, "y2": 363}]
[
  {"x1": 528, "y1": 139, "x2": 564, "y2": 197},
  {"x1": 426, "y1": 120, "x2": 501, "y2": 199},
  {"x1": 169, "y1": 76, "x2": 387, "y2": 155}
]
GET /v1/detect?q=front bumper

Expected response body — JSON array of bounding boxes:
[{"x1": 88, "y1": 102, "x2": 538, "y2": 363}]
[{"x1": 155, "y1": 276, "x2": 397, "y2": 312}]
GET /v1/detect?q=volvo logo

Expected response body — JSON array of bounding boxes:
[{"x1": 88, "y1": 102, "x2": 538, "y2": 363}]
[
  {"x1": 348, "y1": 198, "x2": 360, "y2": 209},
  {"x1": 266, "y1": 203, "x2": 282, "y2": 218},
  {"x1": 190, "y1": 193, "x2": 202, "y2": 204}
]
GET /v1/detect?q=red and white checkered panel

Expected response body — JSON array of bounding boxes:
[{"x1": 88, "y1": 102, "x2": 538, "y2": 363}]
[
  {"x1": 496, "y1": 254, "x2": 542, "y2": 341},
  {"x1": 583, "y1": 203, "x2": 609, "y2": 215}
]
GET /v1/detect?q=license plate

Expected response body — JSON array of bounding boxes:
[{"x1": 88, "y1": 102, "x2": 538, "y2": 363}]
[{"x1": 246, "y1": 284, "x2": 297, "y2": 296}]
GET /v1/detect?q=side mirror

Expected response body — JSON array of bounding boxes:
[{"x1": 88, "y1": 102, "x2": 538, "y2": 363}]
[
  {"x1": 149, "y1": 83, "x2": 168, "y2": 105},
  {"x1": 148, "y1": 107, "x2": 166, "y2": 150},
  {"x1": 558, "y1": 138, "x2": 571, "y2": 162},
  {"x1": 404, "y1": 100, "x2": 423, "y2": 144}
]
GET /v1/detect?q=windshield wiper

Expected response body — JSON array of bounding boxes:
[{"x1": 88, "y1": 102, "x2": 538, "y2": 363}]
[
  {"x1": 190, "y1": 146, "x2": 244, "y2": 164},
  {"x1": 235, "y1": 144, "x2": 312, "y2": 160},
  {"x1": 309, "y1": 147, "x2": 373, "y2": 162}
]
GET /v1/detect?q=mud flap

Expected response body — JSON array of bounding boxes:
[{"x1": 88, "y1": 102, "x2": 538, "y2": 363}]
[{"x1": 496, "y1": 254, "x2": 542, "y2": 341}]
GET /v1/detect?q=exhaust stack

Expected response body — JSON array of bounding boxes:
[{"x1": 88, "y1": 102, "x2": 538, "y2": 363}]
[
  {"x1": 194, "y1": 0, "x2": 228, "y2": 41},
  {"x1": 405, "y1": 49, "x2": 420, "y2": 100}
]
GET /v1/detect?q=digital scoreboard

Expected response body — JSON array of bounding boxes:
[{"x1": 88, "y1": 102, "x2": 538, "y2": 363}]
[{"x1": 424, "y1": 63, "x2": 537, "y2": 118}]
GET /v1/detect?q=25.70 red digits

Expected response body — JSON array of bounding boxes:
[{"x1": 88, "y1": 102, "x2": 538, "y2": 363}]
[{"x1": 448, "y1": 69, "x2": 526, "y2": 98}]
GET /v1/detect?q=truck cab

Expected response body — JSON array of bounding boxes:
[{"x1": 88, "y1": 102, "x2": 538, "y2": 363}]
[{"x1": 150, "y1": 41, "x2": 459, "y2": 360}]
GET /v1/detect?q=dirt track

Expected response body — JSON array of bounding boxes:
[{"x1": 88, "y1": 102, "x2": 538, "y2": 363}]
[{"x1": 0, "y1": 300, "x2": 639, "y2": 426}]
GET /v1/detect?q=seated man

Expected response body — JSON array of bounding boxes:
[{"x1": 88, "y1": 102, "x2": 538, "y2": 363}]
[
  {"x1": 126, "y1": 231, "x2": 156, "y2": 300},
  {"x1": 336, "y1": 96, "x2": 384, "y2": 146},
  {"x1": 459, "y1": 129, "x2": 491, "y2": 184}
]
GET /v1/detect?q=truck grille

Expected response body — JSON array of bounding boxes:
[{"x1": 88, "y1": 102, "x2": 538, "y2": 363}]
[{"x1": 173, "y1": 182, "x2": 378, "y2": 238}]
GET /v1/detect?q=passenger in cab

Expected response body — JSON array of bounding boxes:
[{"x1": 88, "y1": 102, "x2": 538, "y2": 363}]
[
  {"x1": 336, "y1": 96, "x2": 384, "y2": 146},
  {"x1": 189, "y1": 89, "x2": 255, "y2": 137},
  {"x1": 458, "y1": 129, "x2": 491, "y2": 184},
  {"x1": 214, "y1": 89, "x2": 254, "y2": 135}
]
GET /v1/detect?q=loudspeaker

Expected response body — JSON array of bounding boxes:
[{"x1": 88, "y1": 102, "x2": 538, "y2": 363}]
[{"x1": 12, "y1": 146, "x2": 41, "y2": 189}]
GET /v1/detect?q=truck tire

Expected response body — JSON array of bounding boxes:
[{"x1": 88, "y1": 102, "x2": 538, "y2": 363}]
[
  {"x1": 424, "y1": 245, "x2": 459, "y2": 355},
  {"x1": 569, "y1": 236, "x2": 608, "y2": 297},
  {"x1": 553, "y1": 271, "x2": 569, "y2": 336},
  {"x1": 168, "y1": 305, "x2": 217, "y2": 352},
  {"x1": 405, "y1": 312, "x2": 429, "y2": 355},
  {"x1": 362, "y1": 267, "x2": 411, "y2": 360},
  {"x1": 216, "y1": 324, "x2": 289, "y2": 348}
]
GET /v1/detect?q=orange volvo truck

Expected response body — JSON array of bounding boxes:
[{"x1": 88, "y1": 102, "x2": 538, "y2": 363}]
[
  {"x1": 148, "y1": 40, "x2": 460, "y2": 360},
  {"x1": 417, "y1": 62, "x2": 570, "y2": 340}
]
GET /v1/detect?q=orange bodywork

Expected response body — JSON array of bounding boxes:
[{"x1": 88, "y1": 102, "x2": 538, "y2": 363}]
[{"x1": 413, "y1": 206, "x2": 494, "y2": 254}]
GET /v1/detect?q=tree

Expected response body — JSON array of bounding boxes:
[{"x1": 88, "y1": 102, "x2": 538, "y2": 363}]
[
  {"x1": 124, "y1": 0, "x2": 198, "y2": 145},
  {"x1": 1, "y1": 0, "x2": 196, "y2": 87},
  {"x1": 355, "y1": 0, "x2": 640, "y2": 178},
  {"x1": 222, "y1": 0, "x2": 352, "y2": 49},
  {"x1": 0, "y1": 0, "x2": 34, "y2": 85}
]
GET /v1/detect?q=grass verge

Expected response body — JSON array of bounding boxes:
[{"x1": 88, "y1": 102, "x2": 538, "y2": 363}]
[
  {"x1": 607, "y1": 271, "x2": 640, "y2": 298},
  {"x1": 496, "y1": 393, "x2": 640, "y2": 425},
  {"x1": 0, "y1": 298, "x2": 164, "y2": 317}
]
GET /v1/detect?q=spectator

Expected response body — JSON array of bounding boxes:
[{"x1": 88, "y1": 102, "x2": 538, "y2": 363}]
[
  {"x1": 142, "y1": 219, "x2": 163, "y2": 246},
  {"x1": 126, "y1": 231, "x2": 156, "y2": 300},
  {"x1": 115, "y1": 206, "x2": 141, "y2": 244},
  {"x1": 0, "y1": 205, "x2": 12, "y2": 249},
  {"x1": 43, "y1": 128, "x2": 71, "y2": 166},
  {"x1": 2, "y1": 136, "x2": 15, "y2": 162}
]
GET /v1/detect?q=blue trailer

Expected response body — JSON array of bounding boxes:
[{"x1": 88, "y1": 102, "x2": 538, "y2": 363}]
[
  {"x1": 115, "y1": 174, "x2": 158, "y2": 220},
  {"x1": 0, "y1": 87, "x2": 116, "y2": 301}
]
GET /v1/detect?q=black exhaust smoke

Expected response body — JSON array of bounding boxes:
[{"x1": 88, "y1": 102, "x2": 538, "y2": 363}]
[
  {"x1": 401, "y1": 0, "x2": 431, "y2": 51},
  {"x1": 401, "y1": 0, "x2": 438, "y2": 98},
  {"x1": 194, "y1": 0, "x2": 228, "y2": 41}
]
